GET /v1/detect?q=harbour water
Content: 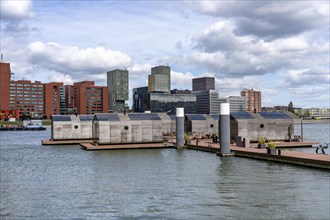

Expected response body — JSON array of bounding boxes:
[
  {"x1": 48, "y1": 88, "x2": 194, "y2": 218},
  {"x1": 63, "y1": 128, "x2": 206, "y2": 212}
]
[{"x1": 0, "y1": 122, "x2": 329, "y2": 219}]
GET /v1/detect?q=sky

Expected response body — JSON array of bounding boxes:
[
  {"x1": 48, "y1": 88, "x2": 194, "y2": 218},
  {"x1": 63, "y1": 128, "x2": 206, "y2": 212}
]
[{"x1": 1, "y1": 0, "x2": 329, "y2": 108}]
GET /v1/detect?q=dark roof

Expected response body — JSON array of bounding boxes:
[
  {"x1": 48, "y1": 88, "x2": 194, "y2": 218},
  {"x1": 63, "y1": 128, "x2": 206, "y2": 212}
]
[
  {"x1": 231, "y1": 112, "x2": 255, "y2": 119},
  {"x1": 186, "y1": 114, "x2": 206, "y2": 120},
  {"x1": 79, "y1": 115, "x2": 94, "y2": 121},
  {"x1": 52, "y1": 115, "x2": 71, "y2": 121},
  {"x1": 94, "y1": 113, "x2": 120, "y2": 121},
  {"x1": 128, "y1": 113, "x2": 161, "y2": 121},
  {"x1": 259, "y1": 112, "x2": 291, "y2": 119}
]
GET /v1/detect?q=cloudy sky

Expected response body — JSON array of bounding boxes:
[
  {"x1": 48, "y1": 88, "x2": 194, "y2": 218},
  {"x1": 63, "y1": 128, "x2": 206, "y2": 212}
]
[{"x1": 1, "y1": 0, "x2": 329, "y2": 108}]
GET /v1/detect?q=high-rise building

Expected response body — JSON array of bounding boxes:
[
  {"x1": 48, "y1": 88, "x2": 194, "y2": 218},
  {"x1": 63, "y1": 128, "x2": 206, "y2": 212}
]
[
  {"x1": 66, "y1": 81, "x2": 109, "y2": 115},
  {"x1": 0, "y1": 62, "x2": 11, "y2": 110},
  {"x1": 192, "y1": 77, "x2": 215, "y2": 92},
  {"x1": 193, "y1": 90, "x2": 220, "y2": 114},
  {"x1": 219, "y1": 96, "x2": 247, "y2": 112},
  {"x1": 148, "y1": 65, "x2": 171, "y2": 94},
  {"x1": 132, "y1": 86, "x2": 149, "y2": 112},
  {"x1": 107, "y1": 69, "x2": 129, "y2": 112},
  {"x1": 44, "y1": 82, "x2": 64, "y2": 117},
  {"x1": 240, "y1": 89, "x2": 261, "y2": 112}
]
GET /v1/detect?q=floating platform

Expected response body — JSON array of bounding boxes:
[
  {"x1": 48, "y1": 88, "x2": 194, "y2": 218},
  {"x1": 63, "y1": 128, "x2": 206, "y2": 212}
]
[
  {"x1": 187, "y1": 139, "x2": 330, "y2": 170},
  {"x1": 41, "y1": 139, "x2": 92, "y2": 145},
  {"x1": 80, "y1": 142, "x2": 175, "y2": 151},
  {"x1": 251, "y1": 141, "x2": 319, "y2": 148},
  {"x1": 1, "y1": 127, "x2": 46, "y2": 131}
]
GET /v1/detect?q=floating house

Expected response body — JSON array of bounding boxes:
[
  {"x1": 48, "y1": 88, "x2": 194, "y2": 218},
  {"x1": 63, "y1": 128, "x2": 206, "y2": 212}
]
[
  {"x1": 184, "y1": 114, "x2": 218, "y2": 135},
  {"x1": 92, "y1": 113, "x2": 172, "y2": 145},
  {"x1": 230, "y1": 111, "x2": 299, "y2": 142},
  {"x1": 51, "y1": 115, "x2": 94, "y2": 140}
]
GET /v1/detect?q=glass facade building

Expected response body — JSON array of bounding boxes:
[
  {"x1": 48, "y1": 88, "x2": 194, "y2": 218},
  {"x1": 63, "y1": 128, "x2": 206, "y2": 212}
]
[
  {"x1": 149, "y1": 93, "x2": 196, "y2": 114},
  {"x1": 148, "y1": 65, "x2": 171, "y2": 94}
]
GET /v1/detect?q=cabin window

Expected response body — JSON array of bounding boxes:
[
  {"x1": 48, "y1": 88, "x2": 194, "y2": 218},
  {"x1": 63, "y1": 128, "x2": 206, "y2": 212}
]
[
  {"x1": 124, "y1": 126, "x2": 129, "y2": 130},
  {"x1": 210, "y1": 124, "x2": 214, "y2": 128},
  {"x1": 260, "y1": 124, "x2": 264, "y2": 129},
  {"x1": 74, "y1": 125, "x2": 79, "y2": 129}
]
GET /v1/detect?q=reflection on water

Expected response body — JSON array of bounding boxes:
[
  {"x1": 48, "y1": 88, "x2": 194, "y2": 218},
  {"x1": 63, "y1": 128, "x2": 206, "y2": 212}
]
[{"x1": 0, "y1": 129, "x2": 329, "y2": 219}]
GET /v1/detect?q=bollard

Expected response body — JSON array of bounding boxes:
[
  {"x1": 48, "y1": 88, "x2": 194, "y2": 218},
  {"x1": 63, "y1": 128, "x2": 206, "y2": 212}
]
[
  {"x1": 219, "y1": 103, "x2": 232, "y2": 156},
  {"x1": 176, "y1": 108, "x2": 185, "y2": 148}
]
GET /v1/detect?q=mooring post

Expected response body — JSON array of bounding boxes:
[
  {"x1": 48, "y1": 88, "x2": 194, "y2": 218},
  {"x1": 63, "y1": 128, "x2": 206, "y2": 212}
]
[
  {"x1": 301, "y1": 120, "x2": 304, "y2": 142},
  {"x1": 218, "y1": 103, "x2": 232, "y2": 156},
  {"x1": 176, "y1": 107, "x2": 185, "y2": 148}
]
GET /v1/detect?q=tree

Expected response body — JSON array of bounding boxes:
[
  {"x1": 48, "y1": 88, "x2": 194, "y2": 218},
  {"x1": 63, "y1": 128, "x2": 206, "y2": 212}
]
[{"x1": 288, "y1": 101, "x2": 295, "y2": 113}]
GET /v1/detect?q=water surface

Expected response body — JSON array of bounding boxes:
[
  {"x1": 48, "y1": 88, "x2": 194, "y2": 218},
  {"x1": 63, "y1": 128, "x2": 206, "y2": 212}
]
[{"x1": 0, "y1": 128, "x2": 329, "y2": 219}]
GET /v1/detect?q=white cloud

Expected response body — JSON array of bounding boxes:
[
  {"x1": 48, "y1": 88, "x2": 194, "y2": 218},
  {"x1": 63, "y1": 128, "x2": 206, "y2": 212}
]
[
  {"x1": 27, "y1": 41, "x2": 133, "y2": 77},
  {"x1": 0, "y1": 0, "x2": 34, "y2": 20}
]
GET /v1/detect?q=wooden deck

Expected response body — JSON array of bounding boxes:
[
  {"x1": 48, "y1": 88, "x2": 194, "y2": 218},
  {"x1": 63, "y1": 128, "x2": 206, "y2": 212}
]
[
  {"x1": 187, "y1": 139, "x2": 330, "y2": 170},
  {"x1": 81, "y1": 142, "x2": 175, "y2": 151},
  {"x1": 41, "y1": 139, "x2": 92, "y2": 145}
]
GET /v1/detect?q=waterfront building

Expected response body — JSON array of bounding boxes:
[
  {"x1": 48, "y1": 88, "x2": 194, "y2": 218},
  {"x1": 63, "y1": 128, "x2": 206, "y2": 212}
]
[
  {"x1": 44, "y1": 82, "x2": 65, "y2": 118},
  {"x1": 0, "y1": 62, "x2": 11, "y2": 110},
  {"x1": 149, "y1": 93, "x2": 196, "y2": 114},
  {"x1": 65, "y1": 81, "x2": 109, "y2": 115},
  {"x1": 193, "y1": 90, "x2": 220, "y2": 115},
  {"x1": 219, "y1": 96, "x2": 247, "y2": 112},
  {"x1": 9, "y1": 80, "x2": 63, "y2": 118},
  {"x1": 148, "y1": 65, "x2": 171, "y2": 94},
  {"x1": 132, "y1": 86, "x2": 150, "y2": 112},
  {"x1": 192, "y1": 77, "x2": 215, "y2": 92},
  {"x1": 107, "y1": 69, "x2": 129, "y2": 112},
  {"x1": 240, "y1": 89, "x2": 261, "y2": 112}
]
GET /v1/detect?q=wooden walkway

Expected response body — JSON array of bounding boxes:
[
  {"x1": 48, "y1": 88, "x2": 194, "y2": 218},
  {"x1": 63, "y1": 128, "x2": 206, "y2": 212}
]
[
  {"x1": 41, "y1": 139, "x2": 92, "y2": 145},
  {"x1": 81, "y1": 142, "x2": 175, "y2": 151},
  {"x1": 187, "y1": 139, "x2": 330, "y2": 170}
]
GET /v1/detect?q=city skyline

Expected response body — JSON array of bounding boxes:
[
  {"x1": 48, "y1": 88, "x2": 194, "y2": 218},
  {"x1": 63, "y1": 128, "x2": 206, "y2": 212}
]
[{"x1": 1, "y1": 0, "x2": 329, "y2": 108}]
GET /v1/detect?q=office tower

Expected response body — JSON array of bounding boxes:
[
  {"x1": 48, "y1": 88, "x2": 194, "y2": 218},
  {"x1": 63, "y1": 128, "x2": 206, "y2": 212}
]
[
  {"x1": 219, "y1": 96, "x2": 247, "y2": 112},
  {"x1": 66, "y1": 81, "x2": 109, "y2": 115},
  {"x1": 240, "y1": 89, "x2": 261, "y2": 112},
  {"x1": 0, "y1": 62, "x2": 10, "y2": 110},
  {"x1": 192, "y1": 77, "x2": 215, "y2": 92},
  {"x1": 193, "y1": 90, "x2": 220, "y2": 114},
  {"x1": 107, "y1": 69, "x2": 129, "y2": 112},
  {"x1": 132, "y1": 86, "x2": 149, "y2": 112},
  {"x1": 148, "y1": 65, "x2": 171, "y2": 94}
]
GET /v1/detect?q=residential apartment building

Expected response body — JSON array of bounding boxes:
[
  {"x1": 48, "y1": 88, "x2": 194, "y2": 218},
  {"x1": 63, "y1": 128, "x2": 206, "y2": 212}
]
[
  {"x1": 148, "y1": 65, "x2": 171, "y2": 94},
  {"x1": 65, "y1": 81, "x2": 109, "y2": 115},
  {"x1": 240, "y1": 89, "x2": 261, "y2": 112},
  {"x1": 107, "y1": 69, "x2": 129, "y2": 112},
  {"x1": 8, "y1": 80, "x2": 63, "y2": 118}
]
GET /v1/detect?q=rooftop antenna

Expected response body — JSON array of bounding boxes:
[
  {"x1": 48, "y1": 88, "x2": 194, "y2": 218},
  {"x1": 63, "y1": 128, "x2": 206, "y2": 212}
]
[{"x1": 1, "y1": 54, "x2": 3, "y2": 61}]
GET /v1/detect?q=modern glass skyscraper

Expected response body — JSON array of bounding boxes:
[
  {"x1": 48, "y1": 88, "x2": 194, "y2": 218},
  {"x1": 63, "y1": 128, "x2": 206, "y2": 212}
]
[
  {"x1": 148, "y1": 65, "x2": 171, "y2": 94},
  {"x1": 107, "y1": 69, "x2": 129, "y2": 112}
]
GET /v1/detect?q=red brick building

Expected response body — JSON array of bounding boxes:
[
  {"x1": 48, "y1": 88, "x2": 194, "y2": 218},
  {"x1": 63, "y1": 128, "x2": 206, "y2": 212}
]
[
  {"x1": 1, "y1": 62, "x2": 109, "y2": 119},
  {"x1": 65, "y1": 81, "x2": 108, "y2": 115},
  {"x1": 0, "y1": 62, "x2": 11, "y2": 110}
]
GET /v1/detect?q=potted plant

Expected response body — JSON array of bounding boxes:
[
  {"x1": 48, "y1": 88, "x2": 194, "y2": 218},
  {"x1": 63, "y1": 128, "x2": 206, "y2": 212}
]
[
  {"x1": 267, "y1": 141, "x2": 277, "y2": 155},
  {"x1": 184, "y1": 132, "x2": 191, "y2": 145},
  {"x1": 258, "y1": 137, "x2": 266, "y2": 149}
]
